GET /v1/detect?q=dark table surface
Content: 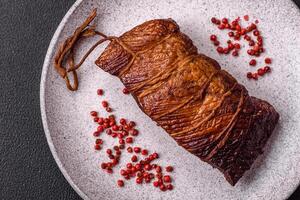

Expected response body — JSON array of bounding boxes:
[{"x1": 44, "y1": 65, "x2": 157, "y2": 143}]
[{"x1": 0, "y1": 0, "x2": 299, "y2": 199}]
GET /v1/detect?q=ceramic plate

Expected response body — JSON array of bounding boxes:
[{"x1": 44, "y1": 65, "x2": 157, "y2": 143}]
[{"x1": 40, "y1": 0, "x2": 300, "y2": 199}]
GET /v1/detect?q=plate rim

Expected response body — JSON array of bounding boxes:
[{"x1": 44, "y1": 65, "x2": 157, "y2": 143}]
[
  {"x1": 40, "y1": 0, "x2": 89, "y2": 199},
  {"x1": 40, "y1": 0, "x2": 300, "y2": 199}
]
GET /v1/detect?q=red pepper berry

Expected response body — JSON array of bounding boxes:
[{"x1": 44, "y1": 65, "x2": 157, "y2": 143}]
[
  {"x1": 166, "y1": 166, "x2": 174, "y2": 172},
  {"x1": 128, "y1": 121, "x2": 136, "y2": 128},
  {"x1": 126, "y1": 137, "x2": 133, "y2": 144},
  {"x1": 216, "y1": 47, "x2": 224, "y2": 54},
  {"x1": 93, "y1": 131, "x2": 100, "y2": 137},
  {"x1": 119, "y1": 139, "x2": 125, "y2": 145},
  {"x1": 163, "y1": 175, "x2": 172, "y2": 183},
  {"x1": 135, "y1": 164, "x2": 142, "y2": 171},
  {"x1": 100, "y1": 163, "x2": 107, "y2": 169},
  {"x1": 160, "y1": 184, "x2": 167, "y2": 191},
  {"x1": 127, "y1": 147, "x2": 133, "y2": 153},
  {"x1": 211, "y1": 17, "x2": 221, "y2": 25},
  {"x1": 210, "y1": 34, "x2": 217, "y2": 41},
  {"x1": 94, "y1": 144, "x2": 101, "y2": 150},
  {"x1": 97, "y1": 125, "x2": 104, "y2": 132},
  {"x1": 257, "y1": 35, "x2": 263, "y2": 42},
  {"x1": 253, "y1": 45, "x2": 260, "y2": 52},
  {"x1": 106, "y1": 107, "x2": 112, "y2": 112},
  {"x1": 113, "y1": 145, "x2": 119, "y2": 151},
  {"x1": 235, "y1": 24, "x2": 241, "y2": 31},
  {"x1": 223, "y1": 48, "x2": 230, "y2": 54},
  {"x1": 133, "y1": 147, "x2": 141, "y2": 153},
  {"x1": 218, "y1": 24, "x2": 225, "y2": 30},
  {"x1": 106, "y1": 129, "x2": 112, "y2": 135},
  {"x1": 228, "y1": 32, "x2": 234, "y2": 37},
  {"x1": 107, "y1": 163, "x2": 113, "y2": 168},
  {"x1": 222, "y1": 18, "x2": 228, "y2": 24},
  {"x1": 111, "y1": 132, "x2": 118, "y2": 138},
  {"x1": 213, "y1": 41, "x2": 220, "y2": 46},
  {"x1": 132, "y1": 166, "x2": 138, "y2": 172},
  {"x1": 152, "y1": 152, "x2": 159, "y2": 159},
  {"x1": 228, "y1": 43, "x2": 234, "y2": 50},
  {"x1": 117, "y1": 133, "x2": 124, "y2": 139},
  {"x1": 249, "y1": 40, "x2": 255, "y2": 46},
  {"x1": 156, "y1": 173, "x2": 163, "y2": 179},
  {"x1": 122, "y1": 131, "x2": 129, "y2": 137},
  {"x1": 135, "y1": 171, "x2": 142, "y2": 177},
  {"x1": 153, "y1": 181, "x2": 159, "y2": 187},
  {"x1": 95, "y1": 139, "x2": 103, "y2": 145},
  {"x1": 106, "y1": 168, "x2": 113, "y2": 174},
  {"x1": 265, "y1": 58, "x2": 272, "y2": 64},
  {"x1": 249, "y1": 59, "x2": 257, "y2": 66},
  {"x1": 234, "y1": 33, "x2": 240, "y2": 40},
  {"x1": 126, "y1": 163, "x2": 133, "y2": 169},
  {"x1": 101, "y1": 101, "x2": 108, "y2": 108},
  {"x1": 244, "y1": 15, "x2": 249, "y2": 21},
  {"x1": 131, "y1": 155, "x2": 138, "y2": 162},
  {"x1": 144, "y1": 164, "x2": 152, "y2": 171},
  {"x1": 244, "y1": 35, "x2": 250, "y2": 41},
  {"x1": 122, "y1": 88, "x2": 130, "y2": 94},
  {"x1": 156, "y1": 166, "x2": 162, "y2": 173},
  {"x1": 152, "y1": 164, "x2": 158, "y2": 169},
  {"x1": 257, "y1": 40, "x2": 263, "y2": 46},
  {"x1": 240, "y1": 29, "x2": 246, "y2": 35},
  {"x1": 97, "y1": 89, "x2": 103, "y2": 95},
  {"x1": 117, "y1": 180, "x2": 124, "y2": 187},
  {"x1": 106, "y1": 149, "x2": 112, "y2": 155},
  {"x1": 259, "y1": 47, "x2": 264, "y2": 53},
  {"x1": 108, "y1": 115, "x2": 115, "y2": 120},
  {"x1": 247, "y1": 49, "x2": 255, "y2": 55},
  {"x1": 120, "y1": 169, "x2": 127, "y2": 176},
  {"x1": 131, "y1": 129, "x2": 139, "y2": 136},
  {"x1": 232, "y1": 50, "x2": 238, "y2": 57},
  {"x1": 252, "y1": 73, "x2": 258, "y2": 80},
  {"x1": 211, "y1": 17, "x2": 217, "y2": 24},
  {"x1": 257, "y1": 68, "x2": 265, "y2": 76},
  {"x1": 145, "y1": 177, "x2": 151, "y2": 183},
  {"x1": 119, "y1": 144, "x2": 125, "y2": 149},
  {"x1": 120, "y1": 118, "x2": 126, "y2": 125},
  {"x1": 231, "y1": 20, "x2": 238, "y2": 27},
  {"x1": 136, "y1": 178, "x2": 143, "y2": 184},
  {"x1": 264, "y1": 66, "x2": 271, "y2": 73},
  {"x1": 251, "y1": 23, "x2": 257, "y2": 30},
  {"x1": 166, "y1": 184, "x2": 173, "y2": 190},
  {"x1": 143, "y1": 172, "x2": 149, "y2": 179},
  {"x1": 246, "y1": 72, "x2": 253, "y2": 79},
  {"x1": 90, "y1": 111, "x2": 97, "y2": 117},
  {"x1": 93, "y1": 117, "x2": 99, "y2": 122},
  {"x1": 233, "y1": 43, "x2": 240, "y2": 49},
  {"x1": 112, "y1": 125, "x2": 119, "y2": 131},
  {"x1": 253, "y1": 30, "x2": 260, "y2": 36},
  {"x1": 98, "y1": 117, "x2": 104, "y2": 125},
  {"x1": 124, "y1": 124, "x2": 130, "y2": 131},
  {"x1": 141, "y1": 149, "x2": 148, "y2": 155},
  {"x1": 112, "y1": 158, "x2": 119, "y2": 165}
]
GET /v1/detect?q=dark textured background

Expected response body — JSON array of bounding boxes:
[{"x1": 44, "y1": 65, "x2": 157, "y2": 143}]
[{"x1": 0, "y1": 0, "x2": 299, "y2": 199}]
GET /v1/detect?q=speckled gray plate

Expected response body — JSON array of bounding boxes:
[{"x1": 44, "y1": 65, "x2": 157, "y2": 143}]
[{"x1": 40, "y1": 0, "x2": 300, "y2": 199}]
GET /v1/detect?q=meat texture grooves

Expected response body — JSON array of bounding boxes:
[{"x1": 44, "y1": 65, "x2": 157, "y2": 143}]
[{"x1": 95, "y1": 19, "x2": 279, "y2": 186}]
